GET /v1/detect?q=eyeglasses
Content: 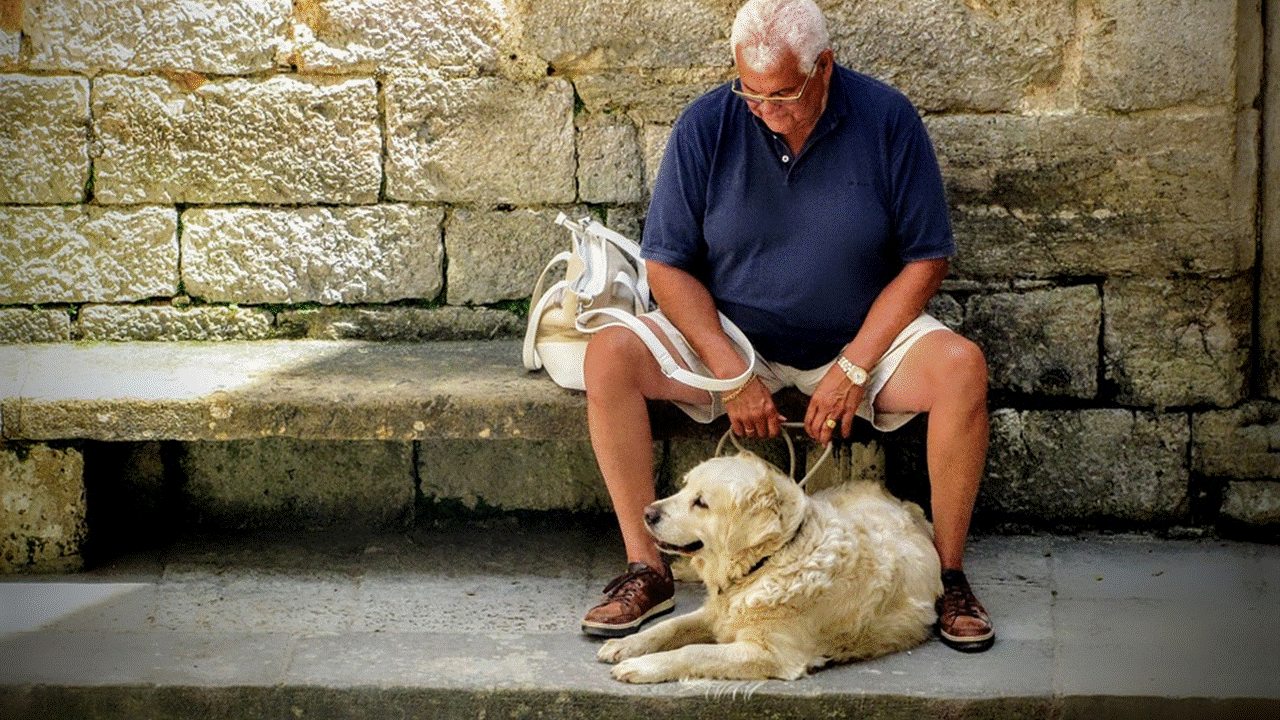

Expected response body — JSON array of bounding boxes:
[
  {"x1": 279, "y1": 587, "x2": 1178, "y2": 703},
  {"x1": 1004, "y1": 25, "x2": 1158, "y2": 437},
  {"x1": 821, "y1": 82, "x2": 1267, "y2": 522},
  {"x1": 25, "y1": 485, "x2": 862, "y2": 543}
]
[{"x1": 730, "y1": 63, "x2": 817, "y2": 106}]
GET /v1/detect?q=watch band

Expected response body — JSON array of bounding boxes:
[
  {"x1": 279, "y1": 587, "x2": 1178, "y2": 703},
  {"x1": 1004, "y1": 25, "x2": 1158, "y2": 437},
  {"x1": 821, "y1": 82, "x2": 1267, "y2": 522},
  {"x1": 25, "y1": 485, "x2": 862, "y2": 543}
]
[{"x1": 837, "y1": 356, "x2": 869, "y2": 387}]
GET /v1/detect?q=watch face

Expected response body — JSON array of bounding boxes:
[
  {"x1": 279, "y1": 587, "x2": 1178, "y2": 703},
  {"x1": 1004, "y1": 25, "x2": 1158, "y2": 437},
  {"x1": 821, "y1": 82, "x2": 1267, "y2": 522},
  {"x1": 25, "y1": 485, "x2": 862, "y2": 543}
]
[{"x1": 839, "y1": 357, "x2": 868, "y2": 386}]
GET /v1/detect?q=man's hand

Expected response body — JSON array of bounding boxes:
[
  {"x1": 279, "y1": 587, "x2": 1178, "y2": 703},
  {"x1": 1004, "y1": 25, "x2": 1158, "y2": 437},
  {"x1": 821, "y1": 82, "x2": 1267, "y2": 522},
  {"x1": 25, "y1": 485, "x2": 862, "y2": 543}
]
[
  {"x1": 724, "y1": 376, "x2": 786, "y2": 438},
  {"x1": 804, "y1": 367, "x2": 864, "y2": 444}
]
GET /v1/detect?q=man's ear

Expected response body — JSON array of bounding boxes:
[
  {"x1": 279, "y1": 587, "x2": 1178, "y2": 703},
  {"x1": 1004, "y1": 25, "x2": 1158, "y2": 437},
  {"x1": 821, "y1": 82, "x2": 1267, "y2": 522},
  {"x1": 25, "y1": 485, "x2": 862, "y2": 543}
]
[{"x1": 817, "y1": 48, "x2": 835, "y2": 79}]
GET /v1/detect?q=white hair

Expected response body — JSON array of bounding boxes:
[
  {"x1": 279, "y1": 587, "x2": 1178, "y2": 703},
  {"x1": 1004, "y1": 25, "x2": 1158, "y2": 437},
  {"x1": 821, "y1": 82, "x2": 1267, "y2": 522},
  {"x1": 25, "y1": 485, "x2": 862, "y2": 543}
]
[{"x1": 730, "y1": 0, "x2": 830, "y2": 74}]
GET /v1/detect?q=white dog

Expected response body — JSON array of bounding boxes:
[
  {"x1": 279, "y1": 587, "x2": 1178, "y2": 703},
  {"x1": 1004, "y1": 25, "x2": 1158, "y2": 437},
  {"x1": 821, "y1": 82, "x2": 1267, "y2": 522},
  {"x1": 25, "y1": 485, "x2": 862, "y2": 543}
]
[{"x1": 598, "y1": 452, "x2": 942, "y2": 683}]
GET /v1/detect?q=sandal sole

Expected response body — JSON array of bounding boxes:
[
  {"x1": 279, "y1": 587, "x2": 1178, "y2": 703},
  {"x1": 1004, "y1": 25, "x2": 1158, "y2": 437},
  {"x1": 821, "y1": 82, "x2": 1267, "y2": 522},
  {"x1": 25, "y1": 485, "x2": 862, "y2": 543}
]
[
  {"x1": 581, "y1": 598, "x2": 675, "y2": 638},
  {"x1": 937, "y1": 625, "x2": 995, "y2": 652}
]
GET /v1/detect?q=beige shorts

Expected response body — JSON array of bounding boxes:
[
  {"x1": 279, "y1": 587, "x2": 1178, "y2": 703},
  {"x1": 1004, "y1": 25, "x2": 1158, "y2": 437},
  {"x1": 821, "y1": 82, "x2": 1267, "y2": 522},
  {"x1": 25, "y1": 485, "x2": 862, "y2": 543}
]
[{"x1": 645, "y1": 311, "x2": 950, "y2": 431}]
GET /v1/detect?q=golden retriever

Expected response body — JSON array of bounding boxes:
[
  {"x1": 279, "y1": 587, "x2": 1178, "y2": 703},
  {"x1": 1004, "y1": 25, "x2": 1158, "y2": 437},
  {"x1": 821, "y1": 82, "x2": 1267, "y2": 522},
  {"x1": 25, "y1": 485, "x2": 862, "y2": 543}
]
[{"x1": 598, "y1": 451, "x2": 942, "y2": 682}]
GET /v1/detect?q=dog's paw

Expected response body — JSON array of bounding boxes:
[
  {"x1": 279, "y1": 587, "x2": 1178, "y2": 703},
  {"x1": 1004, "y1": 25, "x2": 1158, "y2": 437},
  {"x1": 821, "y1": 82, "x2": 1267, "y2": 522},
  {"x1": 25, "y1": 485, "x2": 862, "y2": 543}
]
[
  {"x1": 597, "y1": 636, "x2": 644, "y2": 664},
  {"x1": 611, "y1": 656, "x2": 674, "y2": 684}
]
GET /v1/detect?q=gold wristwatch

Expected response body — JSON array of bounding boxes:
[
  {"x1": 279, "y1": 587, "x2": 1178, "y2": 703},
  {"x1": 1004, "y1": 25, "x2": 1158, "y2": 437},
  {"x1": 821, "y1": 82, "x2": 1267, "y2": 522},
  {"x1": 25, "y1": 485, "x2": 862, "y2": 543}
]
[{"x1": 837, "y1": 356, "x2": 869, "y2": 387}]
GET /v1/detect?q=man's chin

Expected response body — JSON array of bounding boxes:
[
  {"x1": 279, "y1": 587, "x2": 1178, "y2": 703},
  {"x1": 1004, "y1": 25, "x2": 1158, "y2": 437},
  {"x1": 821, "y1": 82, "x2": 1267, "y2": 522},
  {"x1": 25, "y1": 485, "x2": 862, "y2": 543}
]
[{"x1": 761, "y1": 119, "x2": 795, "y2": 136}]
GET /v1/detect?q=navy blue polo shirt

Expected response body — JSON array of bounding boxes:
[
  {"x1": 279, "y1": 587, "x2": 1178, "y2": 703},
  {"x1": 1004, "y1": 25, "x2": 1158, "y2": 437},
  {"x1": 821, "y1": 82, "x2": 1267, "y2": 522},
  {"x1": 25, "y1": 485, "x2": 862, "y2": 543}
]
[{"x1": 641, "y1": 64, "x2": 955, "y2": 369}]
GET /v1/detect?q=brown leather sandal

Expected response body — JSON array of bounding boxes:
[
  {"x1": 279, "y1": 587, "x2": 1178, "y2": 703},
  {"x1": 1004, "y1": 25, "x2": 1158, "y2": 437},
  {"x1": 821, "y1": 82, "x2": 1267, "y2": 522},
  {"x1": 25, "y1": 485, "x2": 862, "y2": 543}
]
[
  {"x1": 581, "y1": 562, "x2": 675, "y2": 638},
  {"x1": 936, "y1": 569, "x2": 995, "y2": 652}
]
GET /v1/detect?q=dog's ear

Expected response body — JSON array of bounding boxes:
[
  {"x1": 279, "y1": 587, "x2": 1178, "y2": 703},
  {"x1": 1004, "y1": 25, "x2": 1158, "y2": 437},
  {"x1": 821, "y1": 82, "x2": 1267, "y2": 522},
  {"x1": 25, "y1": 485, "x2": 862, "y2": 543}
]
[
  {"x1": 731, "y1": 456, "x2": 799, "y2": 551},
  {"x1": 769, "y1": 464, "x2": 806, "y2": 533}
]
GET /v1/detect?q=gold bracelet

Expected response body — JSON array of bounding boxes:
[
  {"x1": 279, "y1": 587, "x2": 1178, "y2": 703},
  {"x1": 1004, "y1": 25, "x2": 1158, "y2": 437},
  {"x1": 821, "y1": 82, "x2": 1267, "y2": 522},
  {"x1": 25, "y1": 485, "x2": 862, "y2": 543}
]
[{"x1": 721, "y1": 375, "x2": 754, "y2": 403}]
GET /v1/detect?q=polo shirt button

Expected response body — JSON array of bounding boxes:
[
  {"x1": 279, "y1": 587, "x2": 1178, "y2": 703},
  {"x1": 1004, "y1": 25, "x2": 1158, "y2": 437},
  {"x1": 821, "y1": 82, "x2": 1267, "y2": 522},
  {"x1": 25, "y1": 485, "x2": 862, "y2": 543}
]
[{"x1": 781, "y1": 155, "x2": 790, "y2": 162}]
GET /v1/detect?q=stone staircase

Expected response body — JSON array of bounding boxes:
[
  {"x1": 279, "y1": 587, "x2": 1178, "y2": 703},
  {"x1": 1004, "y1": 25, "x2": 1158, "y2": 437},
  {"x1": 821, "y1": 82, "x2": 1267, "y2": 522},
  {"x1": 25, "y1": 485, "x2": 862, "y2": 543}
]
[{"x1": 2, "y1": 339, "x2": 1278, "y2": 718}]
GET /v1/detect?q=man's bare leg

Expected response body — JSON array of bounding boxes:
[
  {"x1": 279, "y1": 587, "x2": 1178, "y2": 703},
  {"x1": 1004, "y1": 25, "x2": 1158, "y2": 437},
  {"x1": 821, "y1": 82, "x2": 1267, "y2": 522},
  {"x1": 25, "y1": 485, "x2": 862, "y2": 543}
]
[
  {"x1": 580, "y1": 325, "x2": 712, "y2": 636},
  {"x1": 874, "y1": 329, "x2": 994, "y2": 650}
]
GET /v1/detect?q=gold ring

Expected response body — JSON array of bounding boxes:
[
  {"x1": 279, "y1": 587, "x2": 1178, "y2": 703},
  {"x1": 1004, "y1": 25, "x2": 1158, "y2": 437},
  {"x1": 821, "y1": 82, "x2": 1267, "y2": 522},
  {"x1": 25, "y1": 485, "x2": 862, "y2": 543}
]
[{"x1": 825, "y1": 418, "x2": 837, "y2": 429}]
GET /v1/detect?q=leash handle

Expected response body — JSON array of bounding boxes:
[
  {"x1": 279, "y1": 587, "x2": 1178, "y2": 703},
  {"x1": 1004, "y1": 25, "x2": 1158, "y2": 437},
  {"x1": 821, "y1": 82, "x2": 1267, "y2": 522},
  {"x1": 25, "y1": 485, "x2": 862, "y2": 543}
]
[{"x1": 715, "y1": 422, "x2": 834, "y2": 488}]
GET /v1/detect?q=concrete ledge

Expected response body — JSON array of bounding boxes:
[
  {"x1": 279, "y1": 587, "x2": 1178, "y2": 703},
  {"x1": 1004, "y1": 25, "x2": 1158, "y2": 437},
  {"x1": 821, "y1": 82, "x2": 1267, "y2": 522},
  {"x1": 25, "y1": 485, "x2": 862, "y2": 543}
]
[
  {"x1": 1, "y1": 530, "x2": 1276, "y2": 719},
  {"x1": 0, "y1": 340, "x2": 654, "y2": 442},
  {"x1": 3, "y1": 340, "x2": 1275, "y2": 575},
  {"x1": 0, "y1": 340, "x2": 834, "y2": 572}
]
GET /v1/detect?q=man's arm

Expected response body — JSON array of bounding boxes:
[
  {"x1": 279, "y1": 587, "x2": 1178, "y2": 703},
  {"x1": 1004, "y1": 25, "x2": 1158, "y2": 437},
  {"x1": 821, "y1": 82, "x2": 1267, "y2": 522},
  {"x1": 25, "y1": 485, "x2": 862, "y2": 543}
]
[
  {"x1": 843, "y1": 256, "x2": 949, "y2": 372},
  {"x1": 648, "y1": 260, "x2": 785, "y2": 437},
  {"x1": 804, "y1": 256, "x2": 949, "y2": 442}
]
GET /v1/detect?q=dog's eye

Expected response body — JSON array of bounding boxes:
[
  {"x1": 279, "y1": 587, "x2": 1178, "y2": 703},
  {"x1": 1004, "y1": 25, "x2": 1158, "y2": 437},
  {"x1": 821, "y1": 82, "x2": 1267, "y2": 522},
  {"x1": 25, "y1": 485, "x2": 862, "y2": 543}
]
[{"x1": 692, "y1": 494, "x2": 708, "y2": 509}]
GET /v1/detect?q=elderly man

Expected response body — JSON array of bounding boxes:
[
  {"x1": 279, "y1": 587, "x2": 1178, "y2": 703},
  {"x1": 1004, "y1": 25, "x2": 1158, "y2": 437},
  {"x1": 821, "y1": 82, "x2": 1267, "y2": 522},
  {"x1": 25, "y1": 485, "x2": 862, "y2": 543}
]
[{"x1": 580, "y1": 0, "x2": 995, "y2": 653}]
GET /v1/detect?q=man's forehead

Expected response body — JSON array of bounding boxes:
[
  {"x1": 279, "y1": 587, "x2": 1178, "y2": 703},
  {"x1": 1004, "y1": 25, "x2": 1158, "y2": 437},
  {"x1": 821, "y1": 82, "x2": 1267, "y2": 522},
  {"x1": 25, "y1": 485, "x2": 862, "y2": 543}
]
[{"x1": 734, "y1": 45, "x2": 803, "y2": 74}]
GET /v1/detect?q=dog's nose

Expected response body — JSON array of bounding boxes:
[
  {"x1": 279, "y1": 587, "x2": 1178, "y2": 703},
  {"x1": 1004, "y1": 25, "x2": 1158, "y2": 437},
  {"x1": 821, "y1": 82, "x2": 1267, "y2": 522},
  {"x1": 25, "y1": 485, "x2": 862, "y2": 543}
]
[{"x1": 643, "y1": 504, "x2": 661, "y2": 526}]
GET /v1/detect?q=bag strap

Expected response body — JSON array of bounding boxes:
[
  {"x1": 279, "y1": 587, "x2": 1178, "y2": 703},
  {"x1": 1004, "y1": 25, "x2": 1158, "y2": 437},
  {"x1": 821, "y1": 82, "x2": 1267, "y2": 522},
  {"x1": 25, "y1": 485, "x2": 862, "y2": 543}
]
[
  {"x1": 521, "y1": 250, "x2": 573, "y2": 371},
  {"x1": 577, "y1": 305, "x2": 757, "y2": 393}
]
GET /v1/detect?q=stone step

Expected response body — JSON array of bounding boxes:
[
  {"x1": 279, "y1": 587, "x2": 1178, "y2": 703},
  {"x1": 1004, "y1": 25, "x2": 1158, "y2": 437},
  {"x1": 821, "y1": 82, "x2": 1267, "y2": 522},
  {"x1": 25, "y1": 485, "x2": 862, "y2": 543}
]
[
  {"x1": 1, "y1": 528, "x2": 1276, "y2": 719},
  {"x1": 3, "y1": 340, "x2": 1277, "y2": 574},
  {"x1": 0, "y1": 340, "x2": 879, "y2": 572},
  {"x1": 0, "y1": 339, "x2": 591, "y2": 442}
]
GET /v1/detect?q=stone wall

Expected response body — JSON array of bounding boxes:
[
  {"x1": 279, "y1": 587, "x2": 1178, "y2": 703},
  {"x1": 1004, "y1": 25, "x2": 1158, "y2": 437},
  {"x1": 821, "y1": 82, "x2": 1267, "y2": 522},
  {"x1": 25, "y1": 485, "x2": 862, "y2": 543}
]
[{"x1": 1, "y1": 1, "x2": 1277, "y2": 535}]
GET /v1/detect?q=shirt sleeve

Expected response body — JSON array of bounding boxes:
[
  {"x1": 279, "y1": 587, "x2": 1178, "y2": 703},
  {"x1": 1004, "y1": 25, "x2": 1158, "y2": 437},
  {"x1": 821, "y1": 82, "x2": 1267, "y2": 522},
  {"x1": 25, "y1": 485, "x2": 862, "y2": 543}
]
[
  {"x1": 885, "y1": 104, "x2": 956, "y2": 264},
  {"x1": 640, "y1": 106, "x2": 714, "y2": 273}
]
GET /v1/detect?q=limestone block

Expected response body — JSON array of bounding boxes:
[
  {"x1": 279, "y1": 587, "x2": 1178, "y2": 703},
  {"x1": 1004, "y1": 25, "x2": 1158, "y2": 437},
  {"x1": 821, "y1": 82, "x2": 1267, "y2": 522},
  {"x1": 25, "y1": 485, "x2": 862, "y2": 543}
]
[
  {"x1": 641, "y1": 123, "x2": 674, "y2": 192},
  {"x1": 522, "y1": 0, "x2": 734, "y2": 72},
  {"x1": 601, "y1": 205, "x2": 645, "y2": 241},
  {"x1": 76, "y1": 305, "x2": 275, "y2": 341},
  {"x1": 1104, "y1": 277, "x2": 1251, "y2": 409},
  {"x1": 574, "y1": 69, "x2": 731, "y2": 124},
  {"x1": 577, "y1": 117, "x2": 644, "y2": 204},
  {"x1": 1192, "y1": 403, "x2": 1280, "y2": 479},
  {"x1": 0, "y1": 309, "x2": 71, "y2": 343},
  {"x1": 801, "y1": 441, "x2": 886, "y2": 496},
  {"x1": 1, "y1": 28, "x2": 18, "y2": 68},
  {"x1": 1220, "y1": 482, "x2": 1280, "y2": 528},
  {"x1": 277, "y1": 306, "x2": 522, "y2": 341},
  {"x1": 417, "y1": 439, "x2": 608, "y2": 513},
  {"x1": 179, "y1": 439, "x2": 414, "y2": 529},
  {"x1": 983, "y1": 409, "x2": 1189, "y2": 525},
  {"x1": 963, "y1": 285, "x2": 1100, "y2": 398},
  {"x1": 925, "y1": 292, "x2": 963, "y2": 330},
  {"x1": 447, "y1": 207, "x2": 577, "y2": 305},
  {"x1": 280, "y1": 0, "x2": 508, "y2": 75},
  {"x1": 182, "y1": 205, "x2": 444, "y2": 305},
  {"x1": 929, "y1": 112, "x2": 1253, "y2": 280},
  {"x1": 0, "y1": 75, "x2": 89, "y2": 204},
  {"x1": 1079, "y1": 0, "x2": 1237, "y2": 111},
  {"x1": 23, "y1": 0, "x2": 289, "y2": 74},
  {"x1": 1, "y1": 442, "x2": 86, "y2": 573},
  {"x1": 93, "y1": 74, "x2": 380, "y2": 205},
  {"x1": 0, "y1": 206, "x2": 178, "y2": 304},
  {"x1": 385, "y1": 73, "x2": 575, "y2": 204},
  {"x1": 662, "y1": 434, "x2": 806, "y2": 496},
  {"x1": 827, "y1": 0, "x2": 1074, "y2": 113}
]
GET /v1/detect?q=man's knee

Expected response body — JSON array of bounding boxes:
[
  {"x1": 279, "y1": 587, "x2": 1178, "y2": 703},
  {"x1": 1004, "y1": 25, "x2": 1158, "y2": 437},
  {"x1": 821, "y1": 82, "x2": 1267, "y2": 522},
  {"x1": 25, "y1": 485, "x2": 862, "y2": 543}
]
[
  {"x1": 584, "y1": 327, "x2": 648, "y2": 389},
  {"x1": 934, "y1": 334, "x2": 988, "y2": 392}
]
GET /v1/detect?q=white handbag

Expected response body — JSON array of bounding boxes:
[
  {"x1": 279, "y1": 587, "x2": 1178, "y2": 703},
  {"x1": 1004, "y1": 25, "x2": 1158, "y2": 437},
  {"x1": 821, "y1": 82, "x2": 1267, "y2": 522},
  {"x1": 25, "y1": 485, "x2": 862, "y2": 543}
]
[{"x1": 522, "y1": 213, "x2": 757, "y2": 394}]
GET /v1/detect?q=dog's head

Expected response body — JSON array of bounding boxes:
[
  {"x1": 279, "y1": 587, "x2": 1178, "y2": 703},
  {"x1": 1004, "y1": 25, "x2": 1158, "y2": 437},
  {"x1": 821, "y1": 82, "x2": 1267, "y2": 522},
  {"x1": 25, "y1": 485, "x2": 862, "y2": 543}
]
[{"x1": 644, "y1": 452, "x2": 806, "y2": 576}]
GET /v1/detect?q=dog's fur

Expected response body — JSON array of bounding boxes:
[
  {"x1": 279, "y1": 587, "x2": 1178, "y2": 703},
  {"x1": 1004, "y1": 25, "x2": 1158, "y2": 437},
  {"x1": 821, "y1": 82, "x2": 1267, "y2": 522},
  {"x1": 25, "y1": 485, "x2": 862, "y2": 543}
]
[{"x1": 598, "y1": 452, "x2": 942, "y2": 683}]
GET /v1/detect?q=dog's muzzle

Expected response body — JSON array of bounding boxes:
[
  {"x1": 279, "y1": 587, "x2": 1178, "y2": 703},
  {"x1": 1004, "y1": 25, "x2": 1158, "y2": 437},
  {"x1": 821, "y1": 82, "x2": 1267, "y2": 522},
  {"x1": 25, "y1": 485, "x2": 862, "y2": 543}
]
[{"x1": 644, "y1": 504, "x2": 704, "y2": 554}]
